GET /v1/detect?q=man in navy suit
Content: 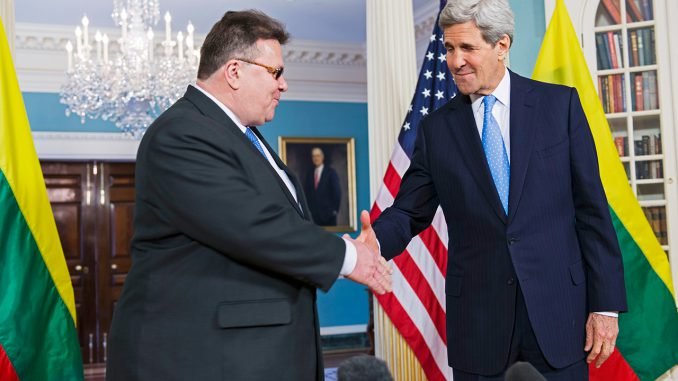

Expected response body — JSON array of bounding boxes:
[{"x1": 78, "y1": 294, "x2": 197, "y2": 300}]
[
  {"x1": 359, "y1": 0, "x2": 627, "y2": 379},
  {"x1": 305, "y1": 147, "x2": 342, "y2": 226}
]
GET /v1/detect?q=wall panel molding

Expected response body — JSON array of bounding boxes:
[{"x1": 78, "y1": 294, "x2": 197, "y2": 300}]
[{"x1": 33, "y1": 132, "x2": 140, "y2": 160}]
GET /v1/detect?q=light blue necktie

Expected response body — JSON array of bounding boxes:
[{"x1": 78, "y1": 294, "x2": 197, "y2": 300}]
[
  {"x1": 245, "y1": 127, "x2": 267, "y2": 158},
  {"x1": 482, "y1": 95, "x2": 510, "y2": 214}
]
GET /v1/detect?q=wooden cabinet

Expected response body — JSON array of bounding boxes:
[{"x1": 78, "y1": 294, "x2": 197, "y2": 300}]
[{"x1": 41, "y1": 161, "x2": 135, "y2": 366}]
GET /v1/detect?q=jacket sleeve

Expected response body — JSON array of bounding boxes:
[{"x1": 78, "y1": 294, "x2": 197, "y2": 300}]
[
  {"x1": 372, "y1": 118, "x2": 440, "y2": 260},
  {"x1": 138, "y1": 116, "x2": 345, "y2": 292},
  {"x1": 568, "y1": 88, "x2": 628, "y2": 312}
]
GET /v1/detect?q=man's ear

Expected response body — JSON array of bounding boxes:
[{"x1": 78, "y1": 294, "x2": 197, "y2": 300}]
[
  {"x1": 497, "y1": 34, "x2": 511, "y2": 61},
  {"x1": 224, "y1": 60, "x2": 240, "y2": 89}
]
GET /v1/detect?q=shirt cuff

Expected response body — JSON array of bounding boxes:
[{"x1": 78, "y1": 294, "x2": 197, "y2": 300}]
[
  {"x1": 339, "y1": 238, "x2": 358, "y2": 276},
  {"x1": 594, "y1": 311, "x2": 619, "y2": 318}
]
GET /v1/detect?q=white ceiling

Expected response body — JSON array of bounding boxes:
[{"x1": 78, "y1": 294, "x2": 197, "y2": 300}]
[{"x1": 15, "y1": 0, "x2": 436, "y2": 44}]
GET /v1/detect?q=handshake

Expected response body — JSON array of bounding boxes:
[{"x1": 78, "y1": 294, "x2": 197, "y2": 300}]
[{"x1": 343, "y1": 210, "x2": 393, "y2": 295}]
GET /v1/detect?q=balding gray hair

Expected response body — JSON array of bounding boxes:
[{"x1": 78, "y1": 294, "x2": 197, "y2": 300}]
[{"x1": 439, "y1": 0, "x2": 514, "y2": 46}]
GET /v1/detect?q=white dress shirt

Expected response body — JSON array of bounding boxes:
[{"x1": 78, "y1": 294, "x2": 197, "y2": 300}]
[
  {"x1": 470, "y1": 67, "x2": 511, "y2": 161},
  {"x1": 192, "y1": 85, "x2": 357, "y2": 276}
]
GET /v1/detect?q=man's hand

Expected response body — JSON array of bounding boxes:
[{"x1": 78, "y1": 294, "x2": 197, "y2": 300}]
[
  {"x1": 585, "y1": 313, "x2": 619, "y2": 368},
  {"x1": 344, "y1": 237, "x2": 391, "y2": 294},
  {"x1": 343, "y1": 211, "x2": 392, "y2": 294},
  {"x1": 356, "y1": 210, "x2": 379, "y2": 254}
]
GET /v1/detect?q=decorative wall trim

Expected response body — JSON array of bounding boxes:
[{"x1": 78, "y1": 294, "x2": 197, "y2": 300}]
[
  {"x1": 33, "y1": 132, "x2": 140, "y2": 160},
  {"x1": 15, "y1": 22, "x2": 367, "y2": 103},
  {"x1": 320, "y1": 324, "x2": 367, "y2": 336}
]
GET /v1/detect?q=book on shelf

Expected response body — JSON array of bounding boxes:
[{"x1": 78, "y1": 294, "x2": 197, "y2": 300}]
[
  {"x1": 596, "y1": 34, "x2": 606, "y2": 70},
  {"x1": 633, "y1": 74, "x2": 643, "y2": 111},
  {"x1": 647, "y1": 71, "x2": 658, "y2": 109},
  {"x1": 630, "y1": 30, "x2": 639, "y2": 67},
  {"x1": 614, "y1": 136, "x2": 626, "y2": 156},
  {"x1": 641, "y1": 0, "x2": 653, "y2": 20},
  {"x1": 613, "y1": 33, "x2": 623, "y2": 69},
  {"x1": 643, "y1": 28, "x2": 654, "y2": 65},
  {"x1": 645, "y1": 207, "x2": 668, "y2": 245},
  {"x1": 607, "y1": 32, "x2": 621, "y2": 69},
  {"x1": 627, "y1": 0, "x2": 644, "y2": 22},
  {"x1": 636, "y1": 29, "x2": 647, "y2": 66},
  {"x1": 601, "y1": 0, "x2": 622, "y2": 24},
  {"x1": 642, "y1": 135, "x2": 650, "y2": 155},
  {"x1": 642, "y1": 72, "x2": 651, "y2": 111}
]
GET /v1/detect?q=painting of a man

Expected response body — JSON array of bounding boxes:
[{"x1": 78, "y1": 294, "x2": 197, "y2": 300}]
[{"x1": 304, "y1": 147, "x2": 341, "y2": 226}]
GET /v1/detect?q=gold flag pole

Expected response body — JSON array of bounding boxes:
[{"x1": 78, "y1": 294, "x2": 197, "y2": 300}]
[{"x1": 374, "y1": 302, "x2": 428, "y2": 380}]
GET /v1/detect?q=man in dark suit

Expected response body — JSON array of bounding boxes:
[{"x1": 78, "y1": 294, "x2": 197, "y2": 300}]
[
  {"x1": 358, "y1": 0, "x2": 627, "y2": 379},
  {"x1": 106, "y1": 10, "x2": 390, "y2": 381},
  {"x1": 305, "y1": 147, "x2": 342, "y2": 226}
]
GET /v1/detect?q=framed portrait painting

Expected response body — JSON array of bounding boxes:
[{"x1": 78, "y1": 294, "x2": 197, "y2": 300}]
[{"x1": 279, "y1": 137, "x2": 356, "y2": 232}]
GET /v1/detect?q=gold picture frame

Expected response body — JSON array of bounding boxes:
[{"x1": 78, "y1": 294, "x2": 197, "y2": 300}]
[{"x1": 279, "y1": 137, "x2": 357, "y2": 232}]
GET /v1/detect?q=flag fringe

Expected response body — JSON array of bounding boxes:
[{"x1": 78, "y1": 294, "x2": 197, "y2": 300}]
[{"x1": 375, "y1": 302, "x2": 428, "y2": 380}]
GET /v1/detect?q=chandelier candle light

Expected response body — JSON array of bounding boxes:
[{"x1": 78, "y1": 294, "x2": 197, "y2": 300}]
[{"x1": 60, "y1": 0, "x2": 199, "y2": 138}]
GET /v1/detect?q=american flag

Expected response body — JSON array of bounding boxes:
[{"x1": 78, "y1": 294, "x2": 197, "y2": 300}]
[{"x1": 371, "y1": 1, "x2": 457, "y2": 380}]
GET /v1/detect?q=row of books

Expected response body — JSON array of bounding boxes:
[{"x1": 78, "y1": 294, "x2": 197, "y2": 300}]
[
  {"x1": 635, "y1": 160, "x2": 663, "y2": 180},
  {"x1": 642, "y1": 206, "x2": 668, "y2": 246},
  {"x1": 628, "y1": 28, "x2": 655, "y2": 67},
  {"x1": 596, "y1": 31, "x2": 624, "y2": 70},
  {"x1": 613, "y1": 134, "x2": 662, "y2": 156},
  {"x1": 599, "y1": 75, "x2": 626, "y2": 113},
  {"x1": 595, "y1": 28, "x2": 655, "y2": 70},
  {"x1": 601, "y1": 0, "x2": 654, "y2": 25},
  {"x1": 631, "y1": 71, "x2": 658, "y2": 111}
]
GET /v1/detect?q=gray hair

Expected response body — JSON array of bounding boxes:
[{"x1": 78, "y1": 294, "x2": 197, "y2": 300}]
[
  {"x1": 439, "y1": 0, "x2": 514, "y2": 46},
  {"x1": 337, "y1": 355, "x2": 393, "y2": 381}
]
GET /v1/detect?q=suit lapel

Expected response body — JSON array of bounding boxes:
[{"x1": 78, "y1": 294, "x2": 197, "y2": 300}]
[
  {"x1": 183, "y1": 86, "x2": 306, "y2": 219},
  {"x1": 507, "y1": 71, "x2": 538, "y2": 224},
  {"x1": 251, "y1": 127, "x2": 307, "y2": 219},
  {"x1": 447, "y1": 95, "x2": 508, "y2": 224}
]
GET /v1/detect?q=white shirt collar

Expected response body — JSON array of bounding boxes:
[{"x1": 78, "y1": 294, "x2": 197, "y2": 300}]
[
  {"x1": 470, "y1": 67, "x2": 511, "y2": 113},
  {"x1": 191, "y1": 84, "x2": 249, "y2": 134}
]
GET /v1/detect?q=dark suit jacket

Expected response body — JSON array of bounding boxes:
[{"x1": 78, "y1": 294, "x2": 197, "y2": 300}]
[
  {"x1": 107, "y1": 86, "x2": 345, "y2": 381},
  {"x1": 304, "y1": 166, "x2": 341, "y2": 225},
  {"x1": 372, "y1": 71, "x2": 627, "y2": 375}
]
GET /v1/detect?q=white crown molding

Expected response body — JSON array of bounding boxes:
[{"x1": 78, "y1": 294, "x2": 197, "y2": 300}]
[
  {"x1": 33, "y1": 132, "x2": 140, "y2": 160},
  {"x1": 15, "y1": 22, "x2": 367, "y2": 103}
]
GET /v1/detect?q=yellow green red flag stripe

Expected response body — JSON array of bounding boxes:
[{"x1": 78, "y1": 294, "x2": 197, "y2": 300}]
[
  {"x1": 0, "y1": 17, "x2": 83, "y2": 380},
  {"x1": 532, "y1": 1, "x2": 678, "y2": 380}
]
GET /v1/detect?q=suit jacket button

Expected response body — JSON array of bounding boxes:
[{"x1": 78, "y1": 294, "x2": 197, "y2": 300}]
[
  {"x1": 507, "y1": 278, "x2": 515, "y2": 285},
  {"x1": 508, "y1": 237, "x2": 518, "y2": 245}
]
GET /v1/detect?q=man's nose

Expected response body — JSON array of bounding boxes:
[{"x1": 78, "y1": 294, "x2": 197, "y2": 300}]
[
  {"x1": 278, "y1": 75, "x2": 288, "y2": 92},
  {"x1": 447, "y1": 51, "x2": 465, "y2": 70}
]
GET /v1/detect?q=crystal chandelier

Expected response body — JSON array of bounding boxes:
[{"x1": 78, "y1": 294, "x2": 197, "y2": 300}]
[{"x1": 60, "y1": 0, "x2": 199, "y2": 138}]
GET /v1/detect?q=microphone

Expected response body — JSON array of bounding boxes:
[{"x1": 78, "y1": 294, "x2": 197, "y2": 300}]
[{"x1": 505, "y1": 361, "x2": 547, "y2": 381}]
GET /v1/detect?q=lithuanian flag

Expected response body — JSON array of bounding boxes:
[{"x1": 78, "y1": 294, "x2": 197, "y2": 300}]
[
  {"x1": 532, "y1": 1, "x2": 678, "y2": 380},
  {"x1": 0, "y1": 18, "x2": 84, "y2": 381}
]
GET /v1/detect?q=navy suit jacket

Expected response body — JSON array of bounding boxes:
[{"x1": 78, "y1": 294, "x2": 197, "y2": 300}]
[
  {"x1": 305, "y1": 166, "x2": 341, "y2": 225},
  {"x1": 372, "y1": 71, "x2": 627, "y2": 375}
]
